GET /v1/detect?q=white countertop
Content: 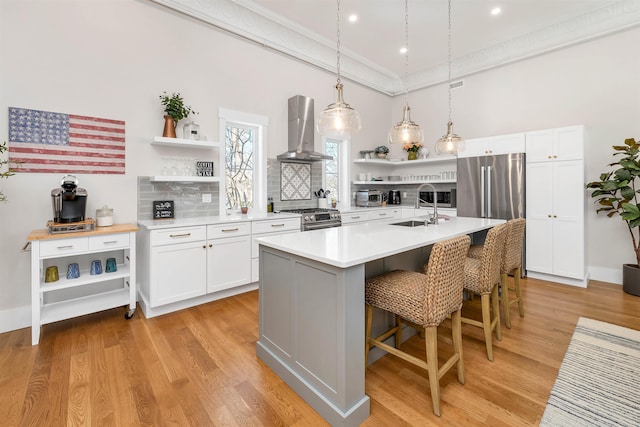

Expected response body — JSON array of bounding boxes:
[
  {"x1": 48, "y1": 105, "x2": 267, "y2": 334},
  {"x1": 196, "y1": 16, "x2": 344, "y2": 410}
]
[
  {"x1": 256, "y1": 216, "x2": 504, "y2": 268},
  {"x1": 138, "y1": 212, "x2": 301, "y2": 230}
]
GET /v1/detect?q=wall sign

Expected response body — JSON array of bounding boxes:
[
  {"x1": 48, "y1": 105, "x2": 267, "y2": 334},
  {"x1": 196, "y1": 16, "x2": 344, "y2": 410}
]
[{"x1": 153, "y1": 200, "x2": 174, "y2": 219}]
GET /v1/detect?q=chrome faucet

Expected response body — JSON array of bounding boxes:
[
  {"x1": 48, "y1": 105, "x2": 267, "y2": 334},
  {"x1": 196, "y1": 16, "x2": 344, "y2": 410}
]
[{"x1": 416, "y1": 183, "x2": 438, "y2": 225}]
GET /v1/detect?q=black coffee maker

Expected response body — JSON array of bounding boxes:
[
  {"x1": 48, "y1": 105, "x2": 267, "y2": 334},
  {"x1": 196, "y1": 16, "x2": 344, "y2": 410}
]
[
  {"x1": 388, "y1": 190, "x2": 401, "y2": 205},
  {"x1": 51, "y1": 175, "x2": 88, "y2": 223}
]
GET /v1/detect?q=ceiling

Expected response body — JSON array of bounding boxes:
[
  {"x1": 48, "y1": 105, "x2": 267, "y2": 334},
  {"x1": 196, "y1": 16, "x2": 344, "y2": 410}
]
[{"x1": 152, "y1": 0, "x2": 640, "y2": 94}]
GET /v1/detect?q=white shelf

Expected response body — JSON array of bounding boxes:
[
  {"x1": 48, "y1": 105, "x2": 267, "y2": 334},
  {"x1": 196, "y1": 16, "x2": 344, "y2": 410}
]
[
  {"x1": 353, "y1": 156, "x2": 456, "y2": 166},
  {"x1": 152, "y1": 136, "x2": 220, "y2": 149},
  {"x1": 353, "y1": 180, "x2": 456, "y2": 185},
  {"x1": 150, "y1": 176, "x2": 220, "y2": 183},
  {"x1": 41, "y1": 288, "x2": 131, "y2": 325},
  {"x1": 40, "y1": 265, "x2": 131, "y2": 293}
]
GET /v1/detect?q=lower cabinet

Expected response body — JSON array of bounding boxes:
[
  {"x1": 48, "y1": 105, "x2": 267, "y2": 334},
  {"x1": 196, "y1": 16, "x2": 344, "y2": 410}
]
[
  {"x1": 251, "y1": 217, "x2": 301, "y2": 282},
  {"x1": 207, "y1": 223, "x2": 251, "y2": 293}
]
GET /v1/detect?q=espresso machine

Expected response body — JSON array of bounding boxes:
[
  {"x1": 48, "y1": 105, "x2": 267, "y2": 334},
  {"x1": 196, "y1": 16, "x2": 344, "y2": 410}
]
[{"x1": 51, "y1": 175, "x2": 88, "y2": 223}]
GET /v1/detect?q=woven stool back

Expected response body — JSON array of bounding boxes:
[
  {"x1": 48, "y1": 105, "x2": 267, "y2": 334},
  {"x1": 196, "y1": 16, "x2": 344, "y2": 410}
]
[{"x1": 501, "y1": 218, "x2": 526, "y2": 275}]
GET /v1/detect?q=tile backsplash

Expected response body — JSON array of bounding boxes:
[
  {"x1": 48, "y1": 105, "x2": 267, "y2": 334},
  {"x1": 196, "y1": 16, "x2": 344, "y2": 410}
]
[{"x1": 137, "y1": 159, "x2": 325, "y2": 220}]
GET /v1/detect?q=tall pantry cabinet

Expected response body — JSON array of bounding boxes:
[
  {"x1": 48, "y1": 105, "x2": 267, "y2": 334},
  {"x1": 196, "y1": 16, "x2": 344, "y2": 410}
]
[{"x1": 525, "y1": 125, "x2": 587, "y2": 287}]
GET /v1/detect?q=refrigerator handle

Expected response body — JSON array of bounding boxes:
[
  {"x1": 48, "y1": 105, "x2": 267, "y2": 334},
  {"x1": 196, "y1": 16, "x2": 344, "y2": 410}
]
[
  {"x1": 480, "y1": 166, "x2": 486, "y2": 218},
  {"x1": 487, "y1": 166, "x2": 493, "y2": 218}
]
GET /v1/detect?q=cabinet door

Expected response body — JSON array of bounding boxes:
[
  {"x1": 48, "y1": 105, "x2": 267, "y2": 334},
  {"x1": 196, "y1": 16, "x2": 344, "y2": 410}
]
[
  {"x1": 554, "y1": 126, "x2": 583, "y2": 161},
  {"x1": 151, "y1": 241, "x2": 206, "y2": 306},
  {"x1": 551, "y1": 161, "x2": 585, "y2": 278},
  {"x1": 207, "y1": 235, "x2": 251, "y2": 293},
  {"x1": 490, "y1": 133, "x2": 525, "y2": 155},
  {"x1": 341, "y1": 211, "x2": 369, "y2": 225},
  {"x1": 525, "y1": 162, "x2": 554, "y2": 274},
  {"x1": 457, "y1": 137, "x2": 490, "y2": 158},
  {"x1": 525, "y1": 129, "x2": 553, "y2": 163}
]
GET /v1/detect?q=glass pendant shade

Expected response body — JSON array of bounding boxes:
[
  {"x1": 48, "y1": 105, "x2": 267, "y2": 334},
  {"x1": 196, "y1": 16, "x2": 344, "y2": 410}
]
[
  {"x1": 435, "y1": 121, "x2": 464, "y2": 155},
  {"x1": 388, "y1": 105, "x2": 424, "y2": 145},
  {"x1": 317, "y1": 82, "x2": 361, "y2": 137}
]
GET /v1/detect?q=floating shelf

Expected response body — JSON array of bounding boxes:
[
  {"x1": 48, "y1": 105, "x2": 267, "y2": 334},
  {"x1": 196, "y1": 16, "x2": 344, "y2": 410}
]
[
  {"x1": 152, "y1": 136, "x2": 220, "y2": 149},
  {"x1": 353, "y1": 180, "x2": 456, "y2": 185},
  {"x1": 150, "y1": 176, "x2": 220, "y2": 183},
  {"x1": 353, "y1": 156, "x2": 456, "y2": 166}
]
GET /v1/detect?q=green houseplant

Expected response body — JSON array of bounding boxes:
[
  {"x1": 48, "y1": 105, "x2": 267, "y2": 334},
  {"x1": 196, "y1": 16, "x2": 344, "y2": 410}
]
[
  {"x1": 159, "y1": 91, "x2": 197, "y2": 138},
  {"x1": 0, "y1": 141, "x2": 16, "y2": 202},
  {"x1": 586, "y1": 137, "x2": 640, "y2": 295}
]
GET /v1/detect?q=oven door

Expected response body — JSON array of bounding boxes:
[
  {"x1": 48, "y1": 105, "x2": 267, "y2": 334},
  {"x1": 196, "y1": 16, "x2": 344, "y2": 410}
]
[{"x1": 303, "y1": 221, "x2": 342, "y2": 231}]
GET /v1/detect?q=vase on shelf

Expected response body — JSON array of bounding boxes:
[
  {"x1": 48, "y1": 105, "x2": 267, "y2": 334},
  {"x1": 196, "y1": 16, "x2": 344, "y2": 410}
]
[
  {"x1": 407, "y1": 151, "x2": 418, "y2": 161},
  {"x1": 162, "y1": 115, "x2": 177, "y2": 138},
  {"x1": 420, "y1": 147, "x2": 430, "y2": 159},
  {"x1": 376, "y1": 152, "x2": 387, "y2": 159}
]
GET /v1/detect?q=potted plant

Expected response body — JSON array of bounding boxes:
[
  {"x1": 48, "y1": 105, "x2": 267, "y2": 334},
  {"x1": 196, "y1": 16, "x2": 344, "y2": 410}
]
[
  {"x1": 0, "y1": 141, "x2": 16, "y2": 202},
  {"x1": 374, "y1": 145, "x2": 389, "y2": 159},
  {"x1": 403, "y1": 142, "x2": 423, "y2": 160},
  {"x1": 586, "y1": 137, "x2": 640, "y2": 295},
  {"x1": 159, "y1": 91, "x2": 197, "y2": 138}
]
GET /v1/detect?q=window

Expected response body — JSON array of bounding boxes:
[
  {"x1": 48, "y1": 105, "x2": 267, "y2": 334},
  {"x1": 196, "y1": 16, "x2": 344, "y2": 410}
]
[
  {"x1": 323, "y1": 137, "x2": 350, "y2": 209},
  {"x1": 218, "y1": 109, "x2": 268, "y2": 213}
]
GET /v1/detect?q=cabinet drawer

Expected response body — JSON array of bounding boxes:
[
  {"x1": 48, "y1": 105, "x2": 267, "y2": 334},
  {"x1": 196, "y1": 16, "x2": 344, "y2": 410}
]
[
  {"x1": 252, "y1": 230, "x2": 299, "y2": 258},
  {"x1": 151, "y1": 226, "x2": 207, "y2": 246},
  {"x1": 252, "y1": 217, "x2": 300, "y2": 234},
  {"x1": 207, "y1": 222, "x2": 250, "y2": 239},
  {"x1": 342, "y1": 212, "x2": 369, "y2": 224},
  {"x1": 369, "y1": 210, "x2": 398, "y2": 220},
  {"x1": 88, "y1": 233, "x2": 129, "y2": 251},
  {"x1": 39, "y1": 237, "x2": 89, "y2": 257}
]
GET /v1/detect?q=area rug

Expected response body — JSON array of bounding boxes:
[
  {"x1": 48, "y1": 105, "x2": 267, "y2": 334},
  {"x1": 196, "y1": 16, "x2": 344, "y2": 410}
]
[{"x1": 541, "y1": 317, "x2": 640, "y2": 426}]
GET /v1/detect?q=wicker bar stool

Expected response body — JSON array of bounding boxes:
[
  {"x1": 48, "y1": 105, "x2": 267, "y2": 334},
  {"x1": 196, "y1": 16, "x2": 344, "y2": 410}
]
[
  {"x1": 461, "y1": 222, "x2": 508, "y2": 361},
  {"x1": 364, "y1": 235, "x2": 471, "y2": 416},
  {"x1": 468, "y1": 218, "x2": 526, "y2": 328}
]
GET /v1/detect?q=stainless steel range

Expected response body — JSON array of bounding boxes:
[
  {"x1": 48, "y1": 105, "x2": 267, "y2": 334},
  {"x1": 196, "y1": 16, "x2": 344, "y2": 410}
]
[{"x1": 280, "y1": 208, "x2": 342, "y2": 231}]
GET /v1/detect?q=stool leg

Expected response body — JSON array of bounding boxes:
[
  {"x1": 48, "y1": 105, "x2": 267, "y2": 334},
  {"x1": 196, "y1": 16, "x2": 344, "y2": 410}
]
[
  {"x1": 492, "y1": 284, "x2": 502, "y2": 342},
  {"x1": 480, "y1": 293, "x2": 494, "y2": 362},
  {"x1": 451, "y1": 309, "x2": 465, "y2": 384},
  {"x1": 425, "y1": 326, "x2": 441, "y2": 416},
  {"x1": 365, "y1": 304, "x2": 373, "y2": 368},
  {"x1": 395, "y1": 314, "x2": 403, "y2": 348},
  {"x1": 501, "y1": 272, "x2": 512, "y2": 329},
  {"x1": 514, "y1": 268, "x2": 525, "y2": 317}
]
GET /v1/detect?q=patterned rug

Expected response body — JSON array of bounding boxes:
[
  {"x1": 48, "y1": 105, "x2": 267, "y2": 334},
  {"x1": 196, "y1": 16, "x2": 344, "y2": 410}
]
[{"x1": 541, "y1": 317, "x2": 640, "y2": 426}]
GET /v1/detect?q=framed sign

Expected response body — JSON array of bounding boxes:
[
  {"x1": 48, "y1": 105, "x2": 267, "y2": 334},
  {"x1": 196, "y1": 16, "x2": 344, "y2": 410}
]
[{"x1": 153, "y1": 200, "x2": 174, "y2": 219}]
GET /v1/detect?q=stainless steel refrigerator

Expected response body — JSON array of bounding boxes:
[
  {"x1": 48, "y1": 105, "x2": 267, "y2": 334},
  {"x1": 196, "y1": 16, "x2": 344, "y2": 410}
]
[{"x1": 456, "y1": 153, "x2": 526, "y2": 220}]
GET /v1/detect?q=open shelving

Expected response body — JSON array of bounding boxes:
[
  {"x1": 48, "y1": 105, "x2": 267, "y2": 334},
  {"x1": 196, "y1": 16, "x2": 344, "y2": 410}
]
[
  {"x1": 152, "y1": 136, "x2": 220, "y2": 149},
  {"x1": 352, "y1": 155, "x2": 456, "y2": 166}
]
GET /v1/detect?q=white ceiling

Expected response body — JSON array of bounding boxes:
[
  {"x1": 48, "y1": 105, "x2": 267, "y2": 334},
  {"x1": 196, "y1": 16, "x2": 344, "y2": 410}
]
[{"x1": 152, "y1": 0, "x2": 640, "y2": 94}]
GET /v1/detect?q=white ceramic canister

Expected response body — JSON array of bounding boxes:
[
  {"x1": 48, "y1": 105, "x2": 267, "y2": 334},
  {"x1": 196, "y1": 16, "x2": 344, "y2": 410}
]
[{"x1": 96, "y1": 205, "x2": 114, "y2": 227}]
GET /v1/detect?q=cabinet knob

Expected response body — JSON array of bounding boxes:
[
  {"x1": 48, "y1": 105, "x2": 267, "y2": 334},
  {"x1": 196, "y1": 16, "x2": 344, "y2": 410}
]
[
  {"x1": 202, "y1": 245, "x2": 206, "y2": 249},
  {"x1": 548, "y1": 155, "x2": 552, "y2": 159},
  {"x1": 553, "y1": 155, "x2": 557, "y2": 158},
  {"x1": 548, "y1": 214, "x2": 552, "y2": 218},
  {"x1": 209, "y1": 244, "x2": 213, "y2": 248},
  {"x1": 553, "y1": 215, "x2": 557, "y2": 218}
]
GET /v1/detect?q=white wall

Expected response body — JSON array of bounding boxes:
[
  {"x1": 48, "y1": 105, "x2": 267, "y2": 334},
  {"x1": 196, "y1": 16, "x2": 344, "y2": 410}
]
[
  {"x1": 1, "y1": 0, "x2": 638, "y2": 332},
  {"x1": 0, "y1": 0, "x2": 390, "y2": 332},
  {"x1": 394, "y1": 26, "x2": 640, "y2": 285}
]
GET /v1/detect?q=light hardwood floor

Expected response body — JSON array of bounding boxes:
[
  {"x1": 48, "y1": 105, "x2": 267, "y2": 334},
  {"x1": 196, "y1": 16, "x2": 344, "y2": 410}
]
[{"x1": 2, "y1": 277, "x2": 639, "y2": 426}]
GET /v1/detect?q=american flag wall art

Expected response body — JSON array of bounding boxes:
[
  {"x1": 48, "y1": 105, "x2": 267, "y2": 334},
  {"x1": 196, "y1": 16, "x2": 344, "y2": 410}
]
[{"x1": 8, "y1": 107, "x2": 126, "y2": 174}]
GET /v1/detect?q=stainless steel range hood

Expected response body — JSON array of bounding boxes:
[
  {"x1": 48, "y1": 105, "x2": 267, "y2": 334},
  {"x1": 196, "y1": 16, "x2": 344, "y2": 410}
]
[{"x1": 277, "y1": 95, "x2": 332, "y2": 162}]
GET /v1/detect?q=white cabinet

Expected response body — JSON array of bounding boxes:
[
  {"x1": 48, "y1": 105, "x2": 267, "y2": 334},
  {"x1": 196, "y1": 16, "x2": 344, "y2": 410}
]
[
  {"x1": 207, "y1": 223, "x2": 251, "y2": 293},
  {"x1": 525, "y1": 125, "x2": 586, "y2": 286},
  {"x1": 28, "y1": 224, "x2": 138, "y2": 345},
  {"x1": 525, "y1": 125, "x2": 584, "y2": 162},
  {"x1": 457, "y1": 132, "x2": 525, "y2": 158},
  {"x1": 251, "y1": 217, "x2": 301, "y2": 282},
  {"x1": 341, "y1": 208, "x2": 401, "y2": 225},
  {"x1": 148, "y1": 226, "x2": 207, "y2": 306}
]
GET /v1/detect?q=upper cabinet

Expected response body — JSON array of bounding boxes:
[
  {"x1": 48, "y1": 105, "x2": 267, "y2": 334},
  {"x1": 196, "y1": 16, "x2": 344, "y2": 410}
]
[
  {"x1": 525, "y1": 126, "x2": 584, "y2": 162},
  {"x1": 457, "y1": 132, "x2": 526, "y2": 158}
]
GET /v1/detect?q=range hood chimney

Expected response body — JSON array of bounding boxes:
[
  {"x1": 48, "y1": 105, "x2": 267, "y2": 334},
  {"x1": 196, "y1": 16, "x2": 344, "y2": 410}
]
[{"x1": 277, "y1": 95, "x2": 333, "y2": 162}]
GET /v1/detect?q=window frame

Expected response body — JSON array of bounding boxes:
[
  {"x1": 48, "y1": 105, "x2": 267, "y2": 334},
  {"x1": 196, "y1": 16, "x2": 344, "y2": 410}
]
[
  {"x1": 321, "y1": 136, "x2": 350, "y2": 211},
  {"x1": 218, "y1": 108, "x2": 268, "y2": 214}
]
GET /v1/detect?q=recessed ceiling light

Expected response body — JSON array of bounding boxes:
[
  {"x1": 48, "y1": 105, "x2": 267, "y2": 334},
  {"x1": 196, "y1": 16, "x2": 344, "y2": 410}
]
[
  {"x1": 348, "y1": 14, "x2": 358, "y2": 23},
  {"x1": 400, "y1": 47, "x2": 408, "y2": 54},
  {"x1": 491, "y1": 7, "x2": 501, "y2": 16}
]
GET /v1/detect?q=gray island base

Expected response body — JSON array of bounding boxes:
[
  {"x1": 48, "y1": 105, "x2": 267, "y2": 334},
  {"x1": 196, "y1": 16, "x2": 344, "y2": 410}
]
[{"x1": 256, "y1": 217, "x2": 505, "y2": 425}]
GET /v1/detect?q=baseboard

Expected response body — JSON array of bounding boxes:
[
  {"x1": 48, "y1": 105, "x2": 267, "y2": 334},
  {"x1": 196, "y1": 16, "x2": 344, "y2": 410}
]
[
  {"x1": 526, "y1": 271, "x2": 589, "y2": 288},
  {"x1": 0, "y1": 305, "x2": 31, "y2": 334},
  {"x1": 588, "y1": 266, "x2": 623, "y2": 285}
]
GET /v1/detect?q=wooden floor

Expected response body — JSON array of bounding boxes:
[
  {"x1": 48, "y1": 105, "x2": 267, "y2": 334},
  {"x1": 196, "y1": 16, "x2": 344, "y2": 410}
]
[{"x1": 2, "y1": 277, "x2": 639, "y2": 426}]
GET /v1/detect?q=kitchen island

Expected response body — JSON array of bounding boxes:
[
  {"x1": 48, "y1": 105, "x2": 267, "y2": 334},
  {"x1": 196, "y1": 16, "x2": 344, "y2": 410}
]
[{"x1": 255, "y1": 216, "x2": 505, "y2": 426}]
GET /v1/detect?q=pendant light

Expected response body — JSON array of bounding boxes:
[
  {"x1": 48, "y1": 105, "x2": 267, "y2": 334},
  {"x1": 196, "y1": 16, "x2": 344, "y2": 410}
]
[
  {"x1": 317, "y1": 0, "x2": 361, "y2": 137},
  {"x1": 435, "y1": 0, "x2": 465, "y2": 155},
  {"x1": 388, "y1": 0, "x2": 424, "y2": 146}
]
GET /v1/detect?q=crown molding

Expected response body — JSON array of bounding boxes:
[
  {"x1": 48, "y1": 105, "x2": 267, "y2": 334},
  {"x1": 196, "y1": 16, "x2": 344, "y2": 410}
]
[{"x1": 149, "y1": 0, "x2": 640, "y2": 95}]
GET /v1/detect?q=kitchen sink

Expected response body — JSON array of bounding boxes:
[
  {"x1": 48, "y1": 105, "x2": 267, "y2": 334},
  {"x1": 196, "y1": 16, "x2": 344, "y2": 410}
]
[{"x1": 390, "y1": 220, "x2": 426, "y2": 227}]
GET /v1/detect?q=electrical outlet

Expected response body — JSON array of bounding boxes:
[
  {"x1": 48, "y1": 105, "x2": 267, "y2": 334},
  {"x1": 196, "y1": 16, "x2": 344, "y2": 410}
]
[
  {"x1": 202, "y1": 193, "x2": 212, "y2": 203},
  {"x1": 403, "y1": 192, "x2": 408, "y2": 198}
]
